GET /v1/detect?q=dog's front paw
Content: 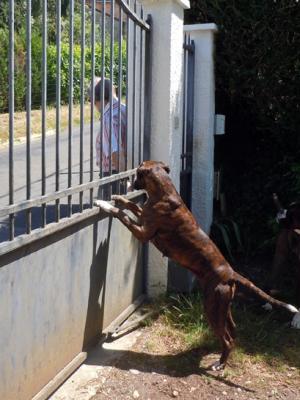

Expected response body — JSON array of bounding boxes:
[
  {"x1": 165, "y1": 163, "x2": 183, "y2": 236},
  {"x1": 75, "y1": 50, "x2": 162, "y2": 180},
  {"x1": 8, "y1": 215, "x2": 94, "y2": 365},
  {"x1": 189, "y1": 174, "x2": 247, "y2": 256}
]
[
  {"x1": 111, "y1": 195, "x2": 127, "y2": 205},
  {"x1": 291, "y1": 312, "x2": 300, "y2": 329},
  {"x1": 94, "y1": 200, "x2": 118, "y2": 215}
]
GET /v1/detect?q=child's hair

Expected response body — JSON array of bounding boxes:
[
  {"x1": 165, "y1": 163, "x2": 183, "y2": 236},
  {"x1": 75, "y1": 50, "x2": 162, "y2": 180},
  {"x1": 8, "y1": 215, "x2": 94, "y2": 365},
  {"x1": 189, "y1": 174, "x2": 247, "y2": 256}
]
[{"x1": 94, "y1": 78, "x2": 115, "y2": 103}]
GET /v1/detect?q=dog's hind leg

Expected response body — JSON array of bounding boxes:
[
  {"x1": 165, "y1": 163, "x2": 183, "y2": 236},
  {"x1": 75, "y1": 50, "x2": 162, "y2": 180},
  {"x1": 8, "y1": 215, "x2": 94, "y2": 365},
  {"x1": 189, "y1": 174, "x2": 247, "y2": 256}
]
[
  {"x1": 204, "y1": 283, "x2": 236, "y2": 370},
  {"x1": 227, "y1": 308, "x2": 237, "y2": 339}
]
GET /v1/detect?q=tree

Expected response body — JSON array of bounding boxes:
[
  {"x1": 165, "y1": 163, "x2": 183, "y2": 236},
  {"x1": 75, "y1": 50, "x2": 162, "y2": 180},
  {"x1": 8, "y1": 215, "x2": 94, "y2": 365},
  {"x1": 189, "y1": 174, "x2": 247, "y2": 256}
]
[{"x1": 185, "y1": 0, "x2": 300, "y2": 249}]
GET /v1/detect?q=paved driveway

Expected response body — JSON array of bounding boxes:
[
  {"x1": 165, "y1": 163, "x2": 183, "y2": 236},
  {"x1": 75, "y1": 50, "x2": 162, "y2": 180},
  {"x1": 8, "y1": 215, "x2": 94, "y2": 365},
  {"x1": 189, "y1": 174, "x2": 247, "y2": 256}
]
[{"x1": 0, "y1": 124, "x2": 99, "y2": 242}]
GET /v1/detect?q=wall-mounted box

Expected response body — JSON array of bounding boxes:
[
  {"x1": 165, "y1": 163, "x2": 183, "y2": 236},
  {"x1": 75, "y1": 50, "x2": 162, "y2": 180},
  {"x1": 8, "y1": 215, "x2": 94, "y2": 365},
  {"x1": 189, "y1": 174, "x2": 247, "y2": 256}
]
[{"x1": 215, "y1": 114, "x2": 225, "y2": 135}]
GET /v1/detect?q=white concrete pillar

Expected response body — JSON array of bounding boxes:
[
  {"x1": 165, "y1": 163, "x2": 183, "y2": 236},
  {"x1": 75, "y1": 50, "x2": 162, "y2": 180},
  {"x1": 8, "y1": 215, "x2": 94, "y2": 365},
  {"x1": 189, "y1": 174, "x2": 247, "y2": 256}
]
[
  {"x1": 184, "y1": 23, "x2": 218, "y2": 234},
  {"x1": 140, "y1": 0, "x2": 190, "y2": 297}
]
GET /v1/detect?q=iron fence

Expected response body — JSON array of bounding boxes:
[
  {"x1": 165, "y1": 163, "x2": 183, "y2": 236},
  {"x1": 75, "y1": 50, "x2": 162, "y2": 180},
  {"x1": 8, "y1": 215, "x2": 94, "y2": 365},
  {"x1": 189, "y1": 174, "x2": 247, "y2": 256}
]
[
  {"x1": 180, "y1": 34, "x2": 195, "y2": 210},
  {"x1": 0, "y1": 0, "x2": 151, "y2": 252}
]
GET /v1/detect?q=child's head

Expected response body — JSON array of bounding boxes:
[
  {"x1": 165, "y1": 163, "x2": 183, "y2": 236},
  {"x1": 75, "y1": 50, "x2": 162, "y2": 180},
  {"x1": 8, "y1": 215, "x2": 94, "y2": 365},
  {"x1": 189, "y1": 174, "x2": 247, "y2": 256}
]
[{"x1": 93, "y1": 78, "x2": 116, "y2": 112}]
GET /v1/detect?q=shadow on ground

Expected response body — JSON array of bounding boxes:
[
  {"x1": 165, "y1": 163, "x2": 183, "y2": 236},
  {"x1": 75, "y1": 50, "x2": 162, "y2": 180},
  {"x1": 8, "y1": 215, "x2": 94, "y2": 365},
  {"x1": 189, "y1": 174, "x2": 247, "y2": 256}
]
[{"x1": 85, "y1": 344, "x2": 255, "y2": 393}]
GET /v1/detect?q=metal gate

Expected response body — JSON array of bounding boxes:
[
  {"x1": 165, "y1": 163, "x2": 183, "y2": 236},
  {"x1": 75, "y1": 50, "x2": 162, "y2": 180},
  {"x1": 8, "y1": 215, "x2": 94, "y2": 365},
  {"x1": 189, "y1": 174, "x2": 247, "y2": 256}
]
[
  {"x1": 0, "y1": 0, "x2": 151, "y2": 251},
  {"x1": 180, "y1": 34, "x2": 195, "y2": 210},
  {"x1": 0, "y1": 1, "x2": 151, "y2": 399}
]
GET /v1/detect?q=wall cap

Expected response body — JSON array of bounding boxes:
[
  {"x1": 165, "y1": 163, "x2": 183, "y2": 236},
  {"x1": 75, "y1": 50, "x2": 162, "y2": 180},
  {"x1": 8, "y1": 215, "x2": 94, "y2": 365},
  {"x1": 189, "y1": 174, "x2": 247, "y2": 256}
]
[
  {"x1": 141, "y1": 0, "x2": 190, "y2": 10},
  {"x1": 184, "y1": 23, "x2": 218, "y2": 33},
  {"x1": 176, "y1": 0, "x2": 190, "y2": 9}
]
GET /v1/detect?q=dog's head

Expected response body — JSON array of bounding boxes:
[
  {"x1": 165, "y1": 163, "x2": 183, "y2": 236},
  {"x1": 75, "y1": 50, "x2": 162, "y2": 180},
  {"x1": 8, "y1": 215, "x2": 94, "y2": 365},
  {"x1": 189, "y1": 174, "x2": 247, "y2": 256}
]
[{"x1": 133, "y1": 161, "x2": 170, "y2": 191}]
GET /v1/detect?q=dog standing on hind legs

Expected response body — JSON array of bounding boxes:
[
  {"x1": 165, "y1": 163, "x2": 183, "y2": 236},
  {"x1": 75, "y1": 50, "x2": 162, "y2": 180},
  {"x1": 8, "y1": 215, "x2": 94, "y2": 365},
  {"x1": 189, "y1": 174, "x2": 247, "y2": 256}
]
[{"x1": 95, "y1": 161, "x2": 300, "y2": 370}]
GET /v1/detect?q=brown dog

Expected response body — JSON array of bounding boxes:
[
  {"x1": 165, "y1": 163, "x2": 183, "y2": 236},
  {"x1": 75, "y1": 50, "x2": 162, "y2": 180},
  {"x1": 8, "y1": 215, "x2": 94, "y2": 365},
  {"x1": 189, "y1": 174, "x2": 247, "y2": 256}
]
[
  {"x1": 95, "y1": 161, "x2": 300, "y2": 370},
  {"x1": 271, "y1": 199, "x2": 300, "y2": 304}
]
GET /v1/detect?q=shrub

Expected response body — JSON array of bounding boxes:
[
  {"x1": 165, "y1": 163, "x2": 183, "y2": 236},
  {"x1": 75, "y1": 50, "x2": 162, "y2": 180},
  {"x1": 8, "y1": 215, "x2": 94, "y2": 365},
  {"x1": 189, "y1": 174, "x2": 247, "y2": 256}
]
[
  {"x1": 46, "y1": 40, "x2": 127, "y2": 105},
  {"x1": 185, "y1": 1, "x2": 300, "y2": 252},
  {"x1": 0, "y1": 32, "x2": 127, "y2": 112}
]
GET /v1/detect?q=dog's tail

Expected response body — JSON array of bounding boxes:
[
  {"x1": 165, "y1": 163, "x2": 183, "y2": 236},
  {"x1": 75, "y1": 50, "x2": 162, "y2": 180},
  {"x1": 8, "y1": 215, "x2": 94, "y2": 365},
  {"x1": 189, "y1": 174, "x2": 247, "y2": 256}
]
[{"x1": 232, "y1": 272, "x2": 299, "y2": 315}]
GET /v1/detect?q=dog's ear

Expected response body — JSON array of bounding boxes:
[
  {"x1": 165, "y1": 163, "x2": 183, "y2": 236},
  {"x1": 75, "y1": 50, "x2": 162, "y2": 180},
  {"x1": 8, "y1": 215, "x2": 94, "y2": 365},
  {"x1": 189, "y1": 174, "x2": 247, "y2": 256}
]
[{"x1": 159, "y1": 162, "x2": 170, "y2": 174}]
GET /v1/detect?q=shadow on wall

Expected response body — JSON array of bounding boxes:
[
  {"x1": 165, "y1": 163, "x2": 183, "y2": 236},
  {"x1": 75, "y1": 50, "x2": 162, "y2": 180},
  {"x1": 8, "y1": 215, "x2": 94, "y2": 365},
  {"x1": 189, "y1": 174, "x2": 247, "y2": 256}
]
[{"x1": 83, "y1": 218, "x2": 112, "y2": 349}]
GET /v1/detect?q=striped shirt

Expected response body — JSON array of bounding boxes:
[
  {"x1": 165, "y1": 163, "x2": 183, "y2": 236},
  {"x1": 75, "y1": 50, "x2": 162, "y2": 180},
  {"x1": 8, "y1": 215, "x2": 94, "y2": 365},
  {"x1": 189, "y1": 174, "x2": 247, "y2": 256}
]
[{"x1": 96, "y1": 99, "x2": 127, "y2": 172}]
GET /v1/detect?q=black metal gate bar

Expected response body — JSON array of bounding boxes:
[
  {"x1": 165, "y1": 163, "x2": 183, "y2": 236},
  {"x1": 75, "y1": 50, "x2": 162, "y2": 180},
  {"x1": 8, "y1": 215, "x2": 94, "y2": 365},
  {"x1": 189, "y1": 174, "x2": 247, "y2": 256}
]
[
  {"x1": 119, "y1": 0, "x2": 148, "y2": 28},
  {"x1": 132, "y1": 0, "x2": 137, "y2": 171},
  {"x1": 143, "y1": 15, "x2": 152, "y2": 162},
  {"x1": 90, "y1": 0, "x2": 96, "y2": 206},
  {"x1": 55, "y1": 0, "x2": 62, "y2": 222},
  {"x1": 9, "y1": 0, "x2": 15, "y2": 241},
  {"x1": 186, "y1": 36, "x2": 195, "y2": 175},
  {"x1": 138, "y1": 6, "x2": 144, "y2": 165},
  {"x1": 26, "y1": 0, "x2": 32, "y2": 234},
  {"x1": 41, "y1": 0, "x2": 47, "y2": 227},
  {"x1": 182, "y1": 34, "x2": 187, "y2": 172},
  {"x1": 125, "y1": 5, "x2": 129, "y2": 171},
  {"x1": 117, "y1": 3, "x2": 123, "y2": 193},
  {"x1": 68, "y1": 0, "x2": 74, "y2": 217},
  {"x1": 100, "y1": 0, "x2": 106, "y2": 180},
  {"x1": 180, "y1": 35, "x2": 195, "y2": 210},
  {"x1": 0, "y1": 169, "x2": 138, "y2": 219},
  {"x1": 109, "y1": 0, "x2": 115, "y2": 182},
  {"x1": 79, "y1": 0, "x2": 85, "y2": 212}
]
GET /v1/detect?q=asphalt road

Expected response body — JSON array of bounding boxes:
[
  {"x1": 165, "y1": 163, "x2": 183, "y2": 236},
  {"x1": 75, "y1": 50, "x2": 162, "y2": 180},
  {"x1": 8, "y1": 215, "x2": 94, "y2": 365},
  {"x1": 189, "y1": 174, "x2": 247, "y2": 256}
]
[{"x1": 0, "y1": 124, "x2": 99, "y2": 242}]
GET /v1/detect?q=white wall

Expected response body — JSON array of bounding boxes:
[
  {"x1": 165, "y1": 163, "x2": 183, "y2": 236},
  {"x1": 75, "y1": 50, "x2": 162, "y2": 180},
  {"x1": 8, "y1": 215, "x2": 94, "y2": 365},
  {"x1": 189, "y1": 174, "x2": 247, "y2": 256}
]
[
  {"x1": 140, "y1": 0, "x2": 190, "y2": 296},
  {"x1": 184, "y1": 24, "x2": 218, "y2": 234}
]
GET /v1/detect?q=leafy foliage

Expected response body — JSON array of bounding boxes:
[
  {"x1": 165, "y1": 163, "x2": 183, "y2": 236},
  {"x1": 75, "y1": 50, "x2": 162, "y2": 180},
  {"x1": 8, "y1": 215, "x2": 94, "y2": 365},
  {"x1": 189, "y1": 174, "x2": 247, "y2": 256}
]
[
  {"x1": 211, "y1": 218, "x2": 245, "y2": 262},
  {"x1": 186, "y1": 1, "x2": 300, "y2": 251},
  {"x1": 0, "y1": 1, "x2": 127, "y2": 112}
]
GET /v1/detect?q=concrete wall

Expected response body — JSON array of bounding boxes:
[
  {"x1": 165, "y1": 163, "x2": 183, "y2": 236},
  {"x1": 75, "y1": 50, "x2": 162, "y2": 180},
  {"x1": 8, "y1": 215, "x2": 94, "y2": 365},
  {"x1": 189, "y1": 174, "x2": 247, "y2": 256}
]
[
  {"x1": 184, "y1": 24, "x2": 218, "y2": 234},
  {"x1": 167, "y1": 24, "x2": 218, "y2": 293},
  {"x1": 140, "y1": 0, "x2": 190, "y2": 297},
  {"x1": 0, "y1": 202, "x2": 143, "y2": 400}
]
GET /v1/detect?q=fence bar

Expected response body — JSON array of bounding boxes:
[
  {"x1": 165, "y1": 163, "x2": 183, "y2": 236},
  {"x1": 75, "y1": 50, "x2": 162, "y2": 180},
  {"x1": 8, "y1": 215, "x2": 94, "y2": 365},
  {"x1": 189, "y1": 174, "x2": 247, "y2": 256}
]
[
  {"x1": 125, "y1": 6, "x2": 129, "y2": 171},
  {"x1": 118, "y1": 0, "x2": 150, "y2": 31},
  {"x1": 41, "y1": 0, "x2": 47, "y2": 227},
  {"x1": 90, "y1": 0, "x2": 96, "y2": 205},
  {"x1": 0, "y1": 189, "x2": 144, "y2": 257},
  {"x1": 118, "y1": 4, "x2": 123, "y2": 193},
  {"x1": 131, "y1": 1, "x2": 137, "y2": 170},
  {"x1": 55, "y1": 0, "x2": 62, "y2": 222},
  {"x1": 100, "y1": 0, "x2": 106, "y2": 181},
  {"x1": 186, "y1": 38, "x2": 195, "y2": 171},
  {"x1": 109, "y1": 0, "x2": 115, "y2": 182},
  {"x1": 8, "y1": 0, "x2": 15, "y2": 240},
  {"x1": 67, "y1": 0, "x2": 74, "y2": 217},
  {"x1": 182, "y1": 34, "x2": 187, "y2": 171},
  {"x1": 0, "y1": 170, "x2": 138, "y2": 219},
  {"x1": 138, "y1": 6, "x2": 143, "y2": 164},
  {"x1": 26, "y1": 0, "x2": 32, "y2": 233},
  {"x1": 143, "y1": 14, "x2": 152, "y2": 161},
  {"x1": 79, "y1": 0, "x2": 85, "y2": 211}
]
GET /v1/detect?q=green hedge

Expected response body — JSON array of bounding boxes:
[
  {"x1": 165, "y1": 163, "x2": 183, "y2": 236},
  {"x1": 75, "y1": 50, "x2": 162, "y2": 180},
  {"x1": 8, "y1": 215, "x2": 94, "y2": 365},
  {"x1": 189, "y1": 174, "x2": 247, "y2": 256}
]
[
  {"x1": 186, "y1": 1, "x2": 300, "y2": 252},
  {"x1": 0, "y1": 28, "x2": 27, "y2": 112},
  {"x1": 0, "y1": 28, "x2": 127, "y2": 112},
  {"x1": 47, "y1": 40, "x2": 127, "y2": 106}
]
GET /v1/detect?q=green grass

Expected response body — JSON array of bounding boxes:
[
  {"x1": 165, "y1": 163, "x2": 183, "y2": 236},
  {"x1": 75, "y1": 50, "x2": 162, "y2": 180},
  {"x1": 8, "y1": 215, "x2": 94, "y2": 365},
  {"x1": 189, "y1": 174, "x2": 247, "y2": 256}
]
[
  {"x1": 0, "y1": 103, "x2": 96, "y2": 145},
  {"x1": 159, "y1": 292, "x2": 300, "y2": 370}
]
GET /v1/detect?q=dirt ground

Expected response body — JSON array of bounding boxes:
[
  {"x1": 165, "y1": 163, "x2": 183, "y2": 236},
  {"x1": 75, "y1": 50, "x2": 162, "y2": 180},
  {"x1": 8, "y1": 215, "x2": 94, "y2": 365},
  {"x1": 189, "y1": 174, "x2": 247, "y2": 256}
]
[
  {"x1": 51, "y1": 314, "x2": 300, "y2": 400},
  {"x1": 88, "y1": 323, "x2": 300, "y2": 400}
]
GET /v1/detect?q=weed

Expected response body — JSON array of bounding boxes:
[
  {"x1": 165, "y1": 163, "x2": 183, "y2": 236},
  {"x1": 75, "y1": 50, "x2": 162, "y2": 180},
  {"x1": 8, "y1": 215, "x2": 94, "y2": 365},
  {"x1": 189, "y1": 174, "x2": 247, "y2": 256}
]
[{"x1": 155, "y1": 292, "x2": 300, "y2": 371}]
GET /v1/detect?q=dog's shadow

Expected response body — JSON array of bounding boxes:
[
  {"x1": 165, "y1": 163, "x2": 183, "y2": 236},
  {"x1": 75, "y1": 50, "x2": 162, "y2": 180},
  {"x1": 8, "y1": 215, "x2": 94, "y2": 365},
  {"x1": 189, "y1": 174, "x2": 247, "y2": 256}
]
[{"x1": 85, "y1": 345, "x2": 255, "y2": 393}]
